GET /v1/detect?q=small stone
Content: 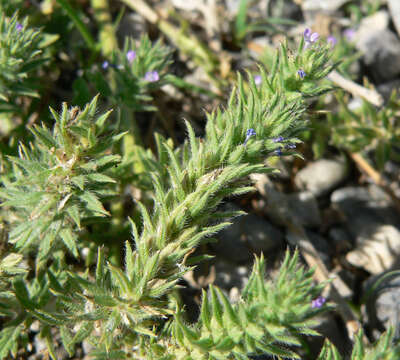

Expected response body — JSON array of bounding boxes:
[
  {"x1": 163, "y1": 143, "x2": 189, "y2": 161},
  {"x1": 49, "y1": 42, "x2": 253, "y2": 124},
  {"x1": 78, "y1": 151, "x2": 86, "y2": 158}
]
[
  {"x1": 388, "y1": 0, "x2": 400, "y2": 37},
  {"x1": 353, "y1": 11, "x2": 400, "y2": 82},
  {"x1": 301, "y1": 0, "x2": 349, "y2": 13},
  {"x1": 286, "y1": 191, "x2": 321, "y2": 227},
  {"x1": 345, "y1": 225, "x2": 400, "y2": 274},
  {"x1": 360, "y1": 30, "x2": 400, "y2": 82},
  {"x1": 213, "y1": 259, "x2": 252, "y2": 292},
  {"x1": 332, "y1": 186, "x2": 400, "y2": 274},
  {"x1": 329, "y1": 226, "x2": 353, "y2": 253},
  {"x1": 171, "y1": 0, "x2": 200, "y2": 11},
  {"x1": 306, "y1": 230, "x2": 332, "y2": 268},
  {"x1": 213, "y1": 204, "x2": 284, "y2": 262},
  {"x1": 363, "y1": 273, "x2": 400, "y2": 336},
  {"x1": 347, "y1": 96, "x2": 363, "y2": 112},
  {"x1": 116, "y1": 13, "x2": 147, "y2": 41},
  {"x1": 295, "y1": 159, "x2": 348, "y2": 196},
  {"x1": 34, "y1": 335, "x2": 47, "y2": 353}
]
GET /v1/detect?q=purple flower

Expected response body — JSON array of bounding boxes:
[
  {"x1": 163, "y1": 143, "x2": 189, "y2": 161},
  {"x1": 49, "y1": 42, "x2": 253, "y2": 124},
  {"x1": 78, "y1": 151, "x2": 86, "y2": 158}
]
[
  {"x1": 327, "y1": 35, "x2": 337, "y2": 48},
  {"x1": 102, "y1": 61, "x2": 109, "y2": 69},
  {"x1": 311, "y1": 296, "x2": 326, "y2": 309},
  {"x1": 304, "y1": 28, "x2": 319, "y2": 49},
  {"x1": 274, "y1": 148, "x2": 283, "y2": 156},
  {"x1": 285, "y1": 143, "x2": 296, "y2": 150},
  {"x1": 126, "y1": 50, "x2": 136, "y2": 63},
  {"x1": 254, "y1": 75, "x2": 262, "y2": 86},
  {"x1": 272, "y1": 136, "x2": 284, "y2": 143},
  {"x1": 144, "y1": 71, "x2": 159, "y2": 82},
  {"x1": 244, "y1": 128, "x2": 256, "y2": 146},
  {"x1": 297, "y1": 69, "x2": 306, "y2": 79},
  {"x1": 16, "y1": 23, "x2": 23, "y2": 32},
  {"x1": 343, "y1": 28, "x2": 356, "y2": 42}
]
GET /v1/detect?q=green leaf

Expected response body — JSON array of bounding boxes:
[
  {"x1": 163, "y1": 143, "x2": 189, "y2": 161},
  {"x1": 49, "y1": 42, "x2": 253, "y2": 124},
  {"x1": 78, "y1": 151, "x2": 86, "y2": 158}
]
[
  {"x1": 0, "y1": 325, "x2": 23, "y2": 359},
  {"x1": 235, "y1": 0, "x2": 249, "y2": 41},
  {"x1": 86, "y1": 173, "x2": 116, "y2": 183},
  {"x1": 59, "y1": 228, "x2": 79, "y2": 257},
  {"x1": 80, "y1": 191, "x2": 110, "y2": 216},
  {"x1": 13, "y1": 278, "x2": 35, "y2": 310}
]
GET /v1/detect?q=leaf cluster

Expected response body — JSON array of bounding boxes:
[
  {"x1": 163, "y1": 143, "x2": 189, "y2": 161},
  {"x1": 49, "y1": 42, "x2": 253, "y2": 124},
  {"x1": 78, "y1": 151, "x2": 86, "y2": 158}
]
[
  {"x1": 327, "y1": 90, "x2": 400, "y2": 169},
  {"x1": 0, "y1": 12, "x2": 46, "y2": 113},
  {"x1": 0, "y1": 96, "x2": 124, "y2": 265},
  {"x1": 318, "y1": 328, "x2": 400, "y2": 360},
  {"x1": 88, "y1": 35, "x2": 173, "y2": 113}
]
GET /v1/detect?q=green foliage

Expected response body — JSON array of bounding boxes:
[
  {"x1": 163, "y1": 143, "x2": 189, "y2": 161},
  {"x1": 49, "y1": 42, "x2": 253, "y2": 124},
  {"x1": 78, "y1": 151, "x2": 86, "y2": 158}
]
[
  {"x1": 168, "y1": 250, "x2": 324, "y2": 360},
  {"x1": 0, "y1": 96, "x2": 124, "y2": 264},
  {"x1": 327, "y1": 91, "x2": 400, "y2": 169},
  {"x1": 90, "y1": 35, "x2": 173, "y2": 112},
  {"x1": 0, "y1": 0, "x2": 24, "y2": 16},
  {"x1": 0, "y1": 12, "x2": 46, "y2": 113},
  {"x1": 258, "y1": 38, "x2": 336, "y2": 102},
  {"x1": 318, "y1": 328, "x2": 400, "y2": 359}
]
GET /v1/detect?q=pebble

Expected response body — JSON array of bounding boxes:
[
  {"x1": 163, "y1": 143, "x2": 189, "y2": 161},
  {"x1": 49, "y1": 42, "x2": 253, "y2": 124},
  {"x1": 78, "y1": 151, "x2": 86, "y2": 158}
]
[
  {"x1": 329, "y1": 226, "x2": 353, "y2": 253},
  {"x1": 331, "y1": 186, "x2": 400, "y2": 274},
  {"x1": 306, "y1": 230, "x2": 332, "y2": 268},
  {"x1": 363, "y1": 272, "x2": 400, "y2": 338},
  {"x1": 116, "y1": 13, "x2": 147, "y2": 41},
  {"x1": 388, "y1": 0, "x2": 400, "y2": 37},
  {"x1": 213, "y1": 259, "x2": 252, "y2": 293},
  {"x1": 354, "y1": 11, "x2": 400, "y2": 82},
  {"x1": 295, "y1": 159, "x2": 348, "y2": 196},
  {"x1": 301, "y1": 0, "x2": 349, "y2": 13},
  {"x1": 360, "y1": 30, "x2": 400, "y2": 82},
  {"x1": 213, "y1": 203, "x2": 284, "y2": 263},
  {"x1": 286, "y1": 191, "x2": 321, "y2": 227}
]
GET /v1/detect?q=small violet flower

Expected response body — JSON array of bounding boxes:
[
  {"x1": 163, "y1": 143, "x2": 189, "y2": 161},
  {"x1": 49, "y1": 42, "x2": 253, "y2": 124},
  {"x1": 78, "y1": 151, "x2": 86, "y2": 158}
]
[
  {"x1": 304, "y1": 28, "x2": 319, "y2": 49},
  {"x1": 243, "y1": 128, "x2": 256, "y2": 146},
  {"x1": 311, "y1": 296, "x2": 326, "y2": 309},
  {"x1": 274, "y1": 148, "x2": 283, "y2": 156},
  {"x1": 144, "y1": 70, "x2": 159, "y2": 82},
  {"x1": 343, "y1": 28, "x2": 356, "y2": 42},
  {"x1": 254, "y1": 75, "x2": 262, "y2": 86},
  {"x1": 285, "y1": 143, "x2": 296, "y2": 150},
  {"x1": 16, "y1": 23, "x2": 23, "y2": 32},
  {"x1": 272, "y1": 136, "x2": 284, "y2": 143},
  {"x1": 102, "y1": 61, "x2": 110, "y2": 70},
  {"x1": 126, "y1": 50, "x2": 136, "y2": 63},
  {"x1": 297, "y1": 69, "x2": 306, "y2": 79},
  {"x1": 327, "y1": 35, "x2": 337, "y2": 48}
]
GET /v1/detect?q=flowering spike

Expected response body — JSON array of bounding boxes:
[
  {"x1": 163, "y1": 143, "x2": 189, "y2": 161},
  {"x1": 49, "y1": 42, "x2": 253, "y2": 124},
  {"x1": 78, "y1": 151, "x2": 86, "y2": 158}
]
[{"x1": 16, "y1": 23, "x2": 23, "y2": 32}]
